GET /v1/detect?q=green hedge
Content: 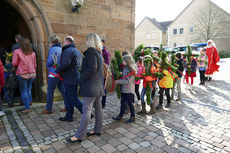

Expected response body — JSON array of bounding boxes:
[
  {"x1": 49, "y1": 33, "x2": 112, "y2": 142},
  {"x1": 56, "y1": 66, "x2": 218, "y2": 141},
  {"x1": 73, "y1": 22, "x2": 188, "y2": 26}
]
[{"x1": 219, "y1": 50, "x2": 230, "y2": 58}]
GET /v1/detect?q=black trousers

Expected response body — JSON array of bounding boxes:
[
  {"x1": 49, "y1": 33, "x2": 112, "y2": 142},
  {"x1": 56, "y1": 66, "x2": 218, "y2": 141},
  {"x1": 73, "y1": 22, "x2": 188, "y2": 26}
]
[
  {"x1": 135, "y1": 85, "x2": 140, "y2": 100},
  {"x1": 199, "y1": 70, "x2": 206, "y2": 83},
  {"x1": 159, "y1": 88, "x2": 170, "y2": 105},
  {"x1": 119, "y1": 93, "x2": 135, "y2": 117}
]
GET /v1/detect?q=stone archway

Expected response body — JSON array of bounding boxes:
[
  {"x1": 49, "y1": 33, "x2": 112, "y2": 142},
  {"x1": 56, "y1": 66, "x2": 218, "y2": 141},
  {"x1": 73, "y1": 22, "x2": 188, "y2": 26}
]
[{"x1": 4, "y1": 0, "x2": 53, "y2": 101}]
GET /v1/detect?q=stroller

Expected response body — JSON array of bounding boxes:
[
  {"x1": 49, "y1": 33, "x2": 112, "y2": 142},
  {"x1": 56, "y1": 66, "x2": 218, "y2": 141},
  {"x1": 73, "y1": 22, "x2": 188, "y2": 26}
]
[{"x1": 4, "y1": 64, "x2": 17, "y2": 107}]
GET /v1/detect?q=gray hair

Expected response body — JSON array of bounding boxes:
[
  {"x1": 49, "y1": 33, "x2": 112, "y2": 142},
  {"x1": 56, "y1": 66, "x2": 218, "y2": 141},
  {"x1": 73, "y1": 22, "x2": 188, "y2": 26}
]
[
  {"x1": 86, "y1": 33, "x2": 103, "y2": 53},
  {"x1": 49, "y1": 35, "x2": 60, "y2": 44}
]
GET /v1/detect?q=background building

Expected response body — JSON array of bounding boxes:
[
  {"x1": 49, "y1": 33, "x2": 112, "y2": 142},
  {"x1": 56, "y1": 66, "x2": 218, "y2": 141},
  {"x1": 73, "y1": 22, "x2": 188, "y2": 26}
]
[
  {"x1": 0, "y1": 0, "x2": 135, "y2": 101},
  {"x1": 167, "y1": 0, "x2": 230, "y2": 51},
  {"x1": 135, "y1": 17, "x2": 172, "y2": 48}
]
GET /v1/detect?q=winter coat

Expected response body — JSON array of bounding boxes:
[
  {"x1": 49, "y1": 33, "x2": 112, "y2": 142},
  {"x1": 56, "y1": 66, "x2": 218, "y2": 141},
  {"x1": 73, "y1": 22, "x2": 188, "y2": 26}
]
[
  {"x1": 79, "y1": 47, "x2": 104, "y2": 97},
  {"x1": 102, "y1": 46, "x2": 111, "y2": 66},
  {"x1": 116, "y1": 66, "x2": 135, "y2": 94},
  {"x1": 186, "y1": 59, "x2": 197, "y2": 73},
  {"x1": 55, "y1": 43, "x2": 82, "y2": 85},
  {"x1": 176, "y1": 59, "x2": 184, "y2": 78},
  {"x1": 135, "y1": 65, "x2": 143, "y2": 85},
  {"x1": 159, "y1": 70, "x2": 173, "y2": 89},
  {"x1": 46, "y1": 43, "x2": 62, "y2": 77},
  {"x1": 0, "y1": 60, "x2": 4, "y2": 93}
]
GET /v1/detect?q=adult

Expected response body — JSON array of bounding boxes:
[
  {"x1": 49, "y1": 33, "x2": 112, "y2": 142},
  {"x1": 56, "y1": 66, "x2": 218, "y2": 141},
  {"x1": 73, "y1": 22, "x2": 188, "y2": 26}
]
[
  {"x1": 205, "y1": 40, "x2": 220, "y2": 81},
  {"x1": 0, "y1": 60, "x2": 5, "y2": 117},
  {"x1": 66, "y1": 33, "x2": 104, "y2": 143},
  {"x1": 101, "y1": 39, "x2": 110, "y2": 108},
  {"x1": 11, "y1": 34, "x2": 22, "y2": 52},
  {"x1": 12, "y1": 38, "x2": 36, "y2": 114},
  {"x1": 42, "y1": 35, "x2": 65, "y2": 114},
  {"x1": 56, "y1": 36, "x2": 83, "y2": 122}
]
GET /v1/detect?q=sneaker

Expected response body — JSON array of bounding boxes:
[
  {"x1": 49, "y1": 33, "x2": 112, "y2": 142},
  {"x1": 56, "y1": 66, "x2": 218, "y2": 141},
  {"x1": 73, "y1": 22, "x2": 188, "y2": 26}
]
[
  {"x1": 156, "y1": 104, "x2": 163, "y2": 110},
  {"x1": 176, "y1": 99, "x2": 181, "y2": 101},
  {"x1": 126, "y1": 117, "x2": 135, "y2": 123},
  {"x1": 22, "y1": 109, "x2": 31, "y2": 114},
  {"x1": 186, "y1": 84, "x2": 190, "y2": 90},
  {"x1": 199, "y1": 82, "x2": 202, "y2": 85},
  {"x1": 137, "y1": 100, "x2": 141, "y2": 105},
  {"x1": 59, "y1": 117, "x2": 73, "y2": 122},
  {"x1": 0, "y1": 111, "x2": 5, "y2": 117},
  {"x1": 165, "y1": 103, "x2": 170, "y2": 108}
]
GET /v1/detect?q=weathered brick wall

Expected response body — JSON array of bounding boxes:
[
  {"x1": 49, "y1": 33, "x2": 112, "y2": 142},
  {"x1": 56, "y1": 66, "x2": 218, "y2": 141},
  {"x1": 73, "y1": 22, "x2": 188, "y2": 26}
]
[{"x1": 40, "y1": 0, "x2": 135, "y2": 55}]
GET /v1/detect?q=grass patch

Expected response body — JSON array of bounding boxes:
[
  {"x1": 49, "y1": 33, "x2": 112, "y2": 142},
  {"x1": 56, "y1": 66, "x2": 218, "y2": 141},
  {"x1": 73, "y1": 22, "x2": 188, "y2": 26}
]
[{"x1": 219, "y1": 50, "x2": 230, "y2": 58}]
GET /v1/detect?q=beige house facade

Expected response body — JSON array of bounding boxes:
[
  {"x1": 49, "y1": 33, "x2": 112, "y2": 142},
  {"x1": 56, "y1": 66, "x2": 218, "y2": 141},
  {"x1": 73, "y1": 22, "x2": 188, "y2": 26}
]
[
  {"x1": 135, "y1": 17, "x2": 172, "y2": 48},
  {"x1": 167, "y1": 0, "x2": 230, "y2": 51}
]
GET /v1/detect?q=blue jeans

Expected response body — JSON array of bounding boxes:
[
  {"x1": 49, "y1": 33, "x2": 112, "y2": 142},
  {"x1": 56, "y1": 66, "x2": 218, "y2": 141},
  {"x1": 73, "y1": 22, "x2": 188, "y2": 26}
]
[
  {"x1": 64, "y1": 84, "x2": 83, "y2": 119},
  {"x1": 141, "y1": 87, "x2": 153, "y2": 104},
  {"x1": 17, "y1": 76, "x2": 34, "y2": 110},
  {"x1": 46, "y1": 77, "x2": 65, "y2": 111}
]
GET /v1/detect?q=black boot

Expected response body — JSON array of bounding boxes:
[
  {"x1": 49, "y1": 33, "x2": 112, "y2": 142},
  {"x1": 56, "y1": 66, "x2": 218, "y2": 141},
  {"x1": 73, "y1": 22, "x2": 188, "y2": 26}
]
[
  {"x1": 165, "y1": 103, "x2": 170, "y2": 108},
  {"x1": 137, "y1": 103, "x2": 147, "y2": 115},
  {"x1": 112, "y1": 115, "x2": 122, "y2": 121},
  {"x1": 156, "y1": 104, "x2": 163, "y2": 110}
]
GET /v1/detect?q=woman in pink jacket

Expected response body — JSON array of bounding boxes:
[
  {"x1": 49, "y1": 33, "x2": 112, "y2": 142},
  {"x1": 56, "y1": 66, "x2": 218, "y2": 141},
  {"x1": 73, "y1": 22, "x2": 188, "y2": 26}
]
[{"x1": 12, "y1": 38, "x2": 36, "y2": 113}]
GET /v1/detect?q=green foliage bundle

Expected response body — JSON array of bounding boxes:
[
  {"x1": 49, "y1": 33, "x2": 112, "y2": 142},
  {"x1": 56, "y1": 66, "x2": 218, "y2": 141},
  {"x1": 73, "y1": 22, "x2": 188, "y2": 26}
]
[
  {"x1": 144, "y1": 57, "x2": 152, "y2": 105},
  {"x1": 133, "y1": 44, "x2": 152, "y2": 61},
  {"x1": 183, "y1": 46, "x2": 199, "y2": 75},
  {"x1": 114, "y1": 50, "x2": 123, "y2": 71},
  {"x1": 219, "y1": 50, "x2": 230, "y2": 58}
]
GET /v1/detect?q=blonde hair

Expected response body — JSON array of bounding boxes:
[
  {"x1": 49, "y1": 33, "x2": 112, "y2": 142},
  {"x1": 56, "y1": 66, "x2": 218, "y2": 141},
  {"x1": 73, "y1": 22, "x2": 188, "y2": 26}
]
[
  {"x1": 49, "y1": 35, "x2": 60, "y2": 44},
  {"x1": 64, "y1": 35, "x2": 75, "y2": 44},
  {"x1": 122, "y1": 55, "x2": 137, "y2": 74},
  {"x1": 86, "y1": 33, "x2": 103, "y2": 53}
]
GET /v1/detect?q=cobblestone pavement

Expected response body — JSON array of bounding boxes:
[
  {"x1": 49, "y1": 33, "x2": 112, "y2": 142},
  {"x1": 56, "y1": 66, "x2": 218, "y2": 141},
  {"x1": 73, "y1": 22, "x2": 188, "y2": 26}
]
[{"x1": 1, "y1": 58, "x2": 230, "y2": 153}]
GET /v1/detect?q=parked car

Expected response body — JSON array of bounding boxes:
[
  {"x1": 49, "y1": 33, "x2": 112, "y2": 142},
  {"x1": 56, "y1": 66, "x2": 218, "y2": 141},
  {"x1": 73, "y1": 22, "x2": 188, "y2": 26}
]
[{"x1": 144, "y1": 47, "x2": 159, "y2": 51}]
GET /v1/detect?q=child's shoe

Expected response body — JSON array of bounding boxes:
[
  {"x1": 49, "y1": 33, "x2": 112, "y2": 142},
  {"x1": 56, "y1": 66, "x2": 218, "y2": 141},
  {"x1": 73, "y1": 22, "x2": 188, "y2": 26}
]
[
  {"x1": 186, "y1": 84, "x2": 190, "y2": 90},
  {"x1": 165, "y1": 103, "x2": 170, "y2": 108},
  {"x1": 112, "y1": 115, "x2": 122, "y2": 121},
  {"x1": 190, "y1": 85, "x2": 193, "y2": 90},
  {"x1": 137, "y1": 100, "x2": 141, "y2": 105},
  {"x1": 126, "y1": 117, "x2": 135, "y2": 123},
  {"x1": 137, "y1": 103, "x2": 147, "y2": 115},
  {"x1": 0, "y1": 111, "x2": 5, "y2": 117},
  {"x1": 156, "y1": 104, "x2": 163, "y2": 110}
]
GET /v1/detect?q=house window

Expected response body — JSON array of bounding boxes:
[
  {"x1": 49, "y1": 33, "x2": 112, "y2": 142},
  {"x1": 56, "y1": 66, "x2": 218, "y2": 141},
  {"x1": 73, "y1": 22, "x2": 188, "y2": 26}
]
[
  {"x1": 180, "y1": 28, "x2": 184, "y2": 34},
  {"x1": 173, "y1": 43, "x2": 177, "y2": 47},
  {"x1": 146, "y1": 33, "x2": 150, "y2": 39},
  {"x1": 189, "y1": 27, "x2": 194, "y2": 33},
  {"x1": 173, "y1": 29, "x2": 177, "y2": 35},
  {"x1": 152, "y1": 33, "x2": 157, "y2": 39}
]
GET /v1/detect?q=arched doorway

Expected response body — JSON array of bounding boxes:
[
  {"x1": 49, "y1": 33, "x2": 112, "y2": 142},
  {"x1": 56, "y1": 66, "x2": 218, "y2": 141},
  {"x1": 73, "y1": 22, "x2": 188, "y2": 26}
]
[{"x1": 0, "y1": 0, "x2": 53, "y2": 102}]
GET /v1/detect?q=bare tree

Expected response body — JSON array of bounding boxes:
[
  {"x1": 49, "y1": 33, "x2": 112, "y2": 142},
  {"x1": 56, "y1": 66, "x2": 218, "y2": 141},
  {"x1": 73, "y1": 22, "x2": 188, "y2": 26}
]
[{"x1": 195, "y1": 2, "x2": 225, "y2": 42}]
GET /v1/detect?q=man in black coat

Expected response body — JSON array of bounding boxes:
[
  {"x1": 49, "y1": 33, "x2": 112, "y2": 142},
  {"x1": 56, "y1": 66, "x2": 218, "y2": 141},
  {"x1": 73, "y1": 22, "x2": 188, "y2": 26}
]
[{"x1": 56, "y1": 36, "x2": 83, "y2": 122}]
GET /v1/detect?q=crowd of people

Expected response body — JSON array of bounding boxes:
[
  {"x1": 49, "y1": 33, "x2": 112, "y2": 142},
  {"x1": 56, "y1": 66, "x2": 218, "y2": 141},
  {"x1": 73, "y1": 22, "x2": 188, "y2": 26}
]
[{"x1": 0, "y1": 33, "x2": 220, "y2": 143}]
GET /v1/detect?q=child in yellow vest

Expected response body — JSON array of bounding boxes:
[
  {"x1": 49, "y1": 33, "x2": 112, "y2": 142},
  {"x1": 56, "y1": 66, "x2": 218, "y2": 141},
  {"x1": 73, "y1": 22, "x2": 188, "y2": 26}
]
[{"x1": 156, "y1": 70, "x2": 173, "y2": 109}]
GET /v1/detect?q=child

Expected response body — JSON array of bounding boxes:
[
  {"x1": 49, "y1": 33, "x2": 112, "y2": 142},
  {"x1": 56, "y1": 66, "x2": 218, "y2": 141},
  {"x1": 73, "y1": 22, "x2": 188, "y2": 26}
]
[
  {"x1": 113, "y1": 54, "x2": 137, "y2": 123},
  {"x1": 171, "y1": 53, "x2": 184, "y2": 101},
  {"x1": 197, "y1": 48, "x2": 208, "y2": 85},
  {"x1": 185, "y1": 56, "x2": 197, "y2": 90},
  {"x1": 138, "y1": 55, "x2": 157, "y2": 115},
  {"x1": 156, "y1": 69, "x2": 173, "y2": 109},
  {"x1": 0, "y1": 60, "x2": 5, "y2": 116},
  {"x1": 134, "y1": 57, "x2": 143, "y2": 105}
]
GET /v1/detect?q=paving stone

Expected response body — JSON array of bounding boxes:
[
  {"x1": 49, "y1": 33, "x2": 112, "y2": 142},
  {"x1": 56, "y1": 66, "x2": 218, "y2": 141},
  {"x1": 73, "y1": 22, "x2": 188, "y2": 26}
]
[
  {"x1": 87, "y1": 145, "x2": 101, "y2": 153},
  {"x1": 115, "y1": 127, "x2": 127, "y2": 134},
  {"x1": 117, "y1": 144, "x2": 128, "y2": 151},
  {"x1": 101, "y1": 144, "x2": 117, "y2": 153},
  {"x1": 140, "y1": 141, "x2": 151, "y2": 147},
  {"x1": 52, "y1": 141, "x2": 66, "y2": 150},
  {"x1": 119, "y1": 137, "x2": 133, "y2": 145},
  {"x1": 81, "y1": 140, "x2": 95, "y2": 149},
  {"x1": 128, "y1": 142, "x2": 140, "y2": 150}
]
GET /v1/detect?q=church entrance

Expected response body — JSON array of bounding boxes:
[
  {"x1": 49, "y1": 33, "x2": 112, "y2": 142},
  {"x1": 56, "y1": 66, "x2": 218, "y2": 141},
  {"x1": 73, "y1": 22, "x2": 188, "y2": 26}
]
[{"x1": 0, "y1": 0, "x2": 53, "y2": 103}]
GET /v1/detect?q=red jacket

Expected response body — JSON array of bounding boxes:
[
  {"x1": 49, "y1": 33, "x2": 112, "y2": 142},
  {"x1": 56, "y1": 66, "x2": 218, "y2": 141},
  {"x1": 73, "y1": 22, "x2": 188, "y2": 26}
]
[{"x1": 0, "y1": 60, "x2": 4, "y2": 93}]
